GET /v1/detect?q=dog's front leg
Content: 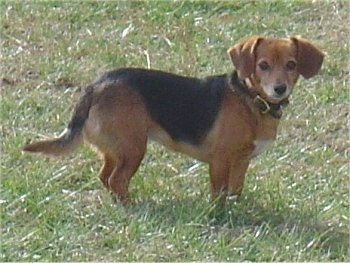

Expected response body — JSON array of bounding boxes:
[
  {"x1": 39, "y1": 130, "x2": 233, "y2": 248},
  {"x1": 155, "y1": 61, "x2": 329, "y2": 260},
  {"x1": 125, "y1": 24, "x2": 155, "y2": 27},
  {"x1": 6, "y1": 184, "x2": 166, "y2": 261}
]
[
  {"x1": 209, "y1": 159, "x2": 231, "y2": 203},
  {"x1": 227, "y1": 157, "x2": 250, "y2": 198}
]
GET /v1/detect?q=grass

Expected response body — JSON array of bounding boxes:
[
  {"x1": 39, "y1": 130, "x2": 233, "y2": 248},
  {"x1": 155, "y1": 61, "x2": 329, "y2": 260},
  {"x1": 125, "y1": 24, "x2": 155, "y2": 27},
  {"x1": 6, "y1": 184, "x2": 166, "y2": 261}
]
[{"x1": 1, "y1": 0, "x2": 349, "y2": 261}]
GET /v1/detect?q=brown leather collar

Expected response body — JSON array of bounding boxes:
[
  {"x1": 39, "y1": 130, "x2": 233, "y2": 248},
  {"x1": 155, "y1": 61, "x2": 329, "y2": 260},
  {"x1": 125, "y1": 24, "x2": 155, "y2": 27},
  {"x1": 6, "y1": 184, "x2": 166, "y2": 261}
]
[{"x1": 228, "y1": 71, "x2": 289, "y2": 119}]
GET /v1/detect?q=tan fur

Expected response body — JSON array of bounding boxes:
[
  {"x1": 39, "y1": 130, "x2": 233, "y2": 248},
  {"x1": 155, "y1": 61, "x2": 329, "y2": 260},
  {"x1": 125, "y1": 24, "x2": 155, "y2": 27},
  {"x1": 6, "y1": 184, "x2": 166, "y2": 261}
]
[
  {"x1": 23, "y1": 86, "x2": 94, "y2": 156},
  {"x1": 22, "y1": 131, "x2": 83, "y2": 156},
  {"x1": 23, "y1": 36, "x2": 324, "y2": 204}
]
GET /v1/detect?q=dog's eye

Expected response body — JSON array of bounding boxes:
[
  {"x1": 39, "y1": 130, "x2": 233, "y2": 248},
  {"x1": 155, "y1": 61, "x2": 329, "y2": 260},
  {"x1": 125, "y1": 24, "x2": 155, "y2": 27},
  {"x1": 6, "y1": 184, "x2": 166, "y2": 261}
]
[
  {"x1": 258, "y1": 61, "x2": 270, "y2": 71},
  {"x1": 286, "y1": 61, "x2": 296, "y2": 71}
]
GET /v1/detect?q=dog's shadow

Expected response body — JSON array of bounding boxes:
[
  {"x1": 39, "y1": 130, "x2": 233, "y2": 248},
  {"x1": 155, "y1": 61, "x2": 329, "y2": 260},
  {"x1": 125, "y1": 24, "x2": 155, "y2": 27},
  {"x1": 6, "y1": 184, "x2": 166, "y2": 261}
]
[{"x1": 124, "y1": 194, "x2": 349, "y2": 259}]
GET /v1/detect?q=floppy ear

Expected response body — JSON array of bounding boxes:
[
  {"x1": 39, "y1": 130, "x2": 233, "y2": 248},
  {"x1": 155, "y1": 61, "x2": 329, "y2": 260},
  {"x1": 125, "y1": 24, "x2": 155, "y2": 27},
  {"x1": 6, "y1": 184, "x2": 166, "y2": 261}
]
[
  {"x1": 290, "y1": 36, "x2": 324, "y2": 79},
  {"x1": 227, "y1": 35, "x2": 263, "y2": 79}
]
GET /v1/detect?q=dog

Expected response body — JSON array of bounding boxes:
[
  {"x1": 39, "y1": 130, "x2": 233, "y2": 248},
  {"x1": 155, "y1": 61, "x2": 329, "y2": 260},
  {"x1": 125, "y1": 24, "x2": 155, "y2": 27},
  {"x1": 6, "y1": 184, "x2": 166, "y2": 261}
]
[{"x1": 23, "y1": 36, "x2": 324, "y2": 204}]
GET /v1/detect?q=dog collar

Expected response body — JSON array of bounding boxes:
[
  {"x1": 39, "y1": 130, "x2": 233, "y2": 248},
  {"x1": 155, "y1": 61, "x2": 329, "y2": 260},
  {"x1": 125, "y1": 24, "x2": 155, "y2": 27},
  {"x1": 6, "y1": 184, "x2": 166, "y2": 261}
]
[{"x1": 229, "y1": 71, "x2": 288, "y2": 119}]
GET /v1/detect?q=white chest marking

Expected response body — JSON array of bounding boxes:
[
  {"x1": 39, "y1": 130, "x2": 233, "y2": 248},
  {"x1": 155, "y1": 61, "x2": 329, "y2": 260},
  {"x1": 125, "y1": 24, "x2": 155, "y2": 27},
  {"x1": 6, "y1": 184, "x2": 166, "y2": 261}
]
[{"x1": 252, "y1": 139, "x2": 274, "y2": 157}]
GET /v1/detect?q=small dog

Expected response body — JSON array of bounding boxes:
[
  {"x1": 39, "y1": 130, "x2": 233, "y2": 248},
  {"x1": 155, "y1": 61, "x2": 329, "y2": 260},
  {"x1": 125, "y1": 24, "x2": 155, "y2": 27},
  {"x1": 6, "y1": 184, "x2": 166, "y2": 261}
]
[{"x1": 23, "y1": 36, "x2": 324, "y2": 204}]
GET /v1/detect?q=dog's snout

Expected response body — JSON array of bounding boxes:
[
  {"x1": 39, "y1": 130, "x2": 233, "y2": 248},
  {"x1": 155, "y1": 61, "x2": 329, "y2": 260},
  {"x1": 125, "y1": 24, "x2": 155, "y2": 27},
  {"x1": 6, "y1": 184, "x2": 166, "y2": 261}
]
[{"x1": 274, "y1": 84, "x2": 287, "y2": 96}]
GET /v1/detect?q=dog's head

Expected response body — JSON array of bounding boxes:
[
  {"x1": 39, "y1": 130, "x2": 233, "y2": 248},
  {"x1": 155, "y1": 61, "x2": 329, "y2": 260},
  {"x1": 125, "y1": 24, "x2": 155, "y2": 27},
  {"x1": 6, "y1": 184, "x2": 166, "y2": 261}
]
[{"x1": 228, "y1": 36, "x2": 324, "y2": 103}]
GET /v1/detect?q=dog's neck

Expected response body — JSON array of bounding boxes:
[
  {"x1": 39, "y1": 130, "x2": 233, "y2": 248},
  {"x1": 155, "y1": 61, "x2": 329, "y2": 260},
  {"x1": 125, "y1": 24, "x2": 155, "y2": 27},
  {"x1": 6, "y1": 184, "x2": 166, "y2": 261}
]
[{"x1": 229, "y1": 71, "x2": 289, "y2": 119}]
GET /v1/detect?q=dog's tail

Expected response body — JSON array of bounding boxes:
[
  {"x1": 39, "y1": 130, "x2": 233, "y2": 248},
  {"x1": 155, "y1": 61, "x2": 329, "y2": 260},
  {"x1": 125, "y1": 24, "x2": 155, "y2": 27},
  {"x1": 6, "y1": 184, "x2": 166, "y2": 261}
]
[{"x1": 23, "y1": 86, "x2": 94, "y2": 156}]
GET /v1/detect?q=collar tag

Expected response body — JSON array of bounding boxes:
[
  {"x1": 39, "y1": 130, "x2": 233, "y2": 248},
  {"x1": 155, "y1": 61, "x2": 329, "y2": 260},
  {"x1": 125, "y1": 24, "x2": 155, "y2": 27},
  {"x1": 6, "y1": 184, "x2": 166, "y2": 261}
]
[{"x1": 253, "y1": 95, "x2": 270, "y2": 114}]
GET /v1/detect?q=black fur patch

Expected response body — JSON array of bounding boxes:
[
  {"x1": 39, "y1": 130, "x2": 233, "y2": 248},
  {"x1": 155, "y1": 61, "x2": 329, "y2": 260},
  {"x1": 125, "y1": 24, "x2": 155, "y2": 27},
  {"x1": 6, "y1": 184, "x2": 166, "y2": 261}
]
[
  {"x1": 68, "y1": 85, "x2": 94, "y2": 135},
  {"x1": 99, "y1": 68, "x2": 227, "y2": 145}
]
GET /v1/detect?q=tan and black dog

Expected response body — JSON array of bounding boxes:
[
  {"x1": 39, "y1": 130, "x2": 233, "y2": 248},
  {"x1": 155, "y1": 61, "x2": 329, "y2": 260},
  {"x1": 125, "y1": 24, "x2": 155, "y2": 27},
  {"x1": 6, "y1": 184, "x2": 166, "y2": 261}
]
[{"x1": 23, "y1": 36, "x2": 324, "y2": 204}]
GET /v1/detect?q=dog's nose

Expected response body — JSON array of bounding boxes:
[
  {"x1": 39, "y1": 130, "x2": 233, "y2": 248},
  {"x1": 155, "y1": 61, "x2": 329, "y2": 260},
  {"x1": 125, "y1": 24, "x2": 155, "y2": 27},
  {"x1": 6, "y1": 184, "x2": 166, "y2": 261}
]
[{"x1": 274, "y1": 84, "x2": 287, "y2": 96}]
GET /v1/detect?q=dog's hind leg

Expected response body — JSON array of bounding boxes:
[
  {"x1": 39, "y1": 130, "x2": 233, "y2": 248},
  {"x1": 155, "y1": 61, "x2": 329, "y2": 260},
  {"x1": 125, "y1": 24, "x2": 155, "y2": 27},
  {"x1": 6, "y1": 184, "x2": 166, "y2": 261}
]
[
  {"x1": 99, "y1": 154, "x2": 116, "y2": 189},
  {"x1": 107, "y1": 139, "x2": 147, "y2": 204}
]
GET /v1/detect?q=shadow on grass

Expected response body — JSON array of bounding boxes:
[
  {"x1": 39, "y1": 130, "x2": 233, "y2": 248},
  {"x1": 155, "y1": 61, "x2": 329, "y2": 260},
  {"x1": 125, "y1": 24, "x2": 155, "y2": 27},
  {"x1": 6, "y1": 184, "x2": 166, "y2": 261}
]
[
  {"x1": 74, "y1": 187, "x2": 348, "y2": 260},
  {"x1": 122, "y1": 193, "x2": 349, "y2": 260}
]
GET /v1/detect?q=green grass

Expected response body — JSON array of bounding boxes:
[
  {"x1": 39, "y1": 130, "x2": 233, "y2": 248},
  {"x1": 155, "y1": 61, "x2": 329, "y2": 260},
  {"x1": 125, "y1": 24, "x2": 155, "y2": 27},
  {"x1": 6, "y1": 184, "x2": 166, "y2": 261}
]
[{"x1": 1, "y1": 0, "x2": 349, "y2": 261}]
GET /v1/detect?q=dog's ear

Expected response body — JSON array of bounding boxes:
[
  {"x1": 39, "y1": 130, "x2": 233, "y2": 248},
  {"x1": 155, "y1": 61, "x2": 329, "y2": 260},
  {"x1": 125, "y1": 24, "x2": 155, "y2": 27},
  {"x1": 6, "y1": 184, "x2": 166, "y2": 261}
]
[
  {"x1": 227, "y1": 35, "x2": 263, "y2": 79},
  {"x1": 290, "y1": 36, "x2": 324, "y2": 79}
]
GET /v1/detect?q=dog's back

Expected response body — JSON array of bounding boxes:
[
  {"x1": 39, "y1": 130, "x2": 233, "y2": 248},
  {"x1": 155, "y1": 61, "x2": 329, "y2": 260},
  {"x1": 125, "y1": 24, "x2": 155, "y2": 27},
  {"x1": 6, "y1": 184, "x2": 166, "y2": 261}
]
[{"x1": 105, "y1": 68, "x2": 227, "y2": 144}]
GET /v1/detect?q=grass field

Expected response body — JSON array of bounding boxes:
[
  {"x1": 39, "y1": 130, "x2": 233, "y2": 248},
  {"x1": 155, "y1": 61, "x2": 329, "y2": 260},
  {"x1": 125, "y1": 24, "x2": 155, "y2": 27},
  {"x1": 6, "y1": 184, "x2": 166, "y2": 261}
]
[{"x1": 1, "y1": 1, "x2": 349, "y2": 261}]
